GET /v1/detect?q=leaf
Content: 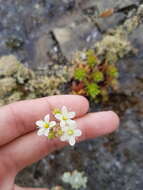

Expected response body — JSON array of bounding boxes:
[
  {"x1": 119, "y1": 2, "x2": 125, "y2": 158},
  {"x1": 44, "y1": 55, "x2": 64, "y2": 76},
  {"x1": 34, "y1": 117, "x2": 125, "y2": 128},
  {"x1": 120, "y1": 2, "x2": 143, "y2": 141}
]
[
  {"x1": 71, "y1": 81, "x2": 85, "y2": 92},
  {"x1": 110, "y1": 79, "x2": 119, "y2": 90},
  {"x1": 86, "y1": 83, "x2": 101, "y2": 98},
  {"x1": 107, "y1": 65, "x2": 119, "y2": 78},
  {"x1": 74, "y1": 68, "x2": 86, "y2": 81},
  {"x1": 86, "y1": 49, "x2": 99, "y2": 66},
  {"x1": 92, "y1": 71, "x2": 104, "y2": 82}
]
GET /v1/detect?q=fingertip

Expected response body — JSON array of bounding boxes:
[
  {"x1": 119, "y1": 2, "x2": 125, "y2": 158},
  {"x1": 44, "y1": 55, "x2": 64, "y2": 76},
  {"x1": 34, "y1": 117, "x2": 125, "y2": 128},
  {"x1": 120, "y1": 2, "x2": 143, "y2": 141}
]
[
  {"x1": 78, "y1": 110, "x2": 120, "y2": 141},
  {"x1": 76, "y1": 95, "x2": 89, "y2": 113},
  {"x1": 107, "y1": 111, "x2": 120, "y2": 131}
]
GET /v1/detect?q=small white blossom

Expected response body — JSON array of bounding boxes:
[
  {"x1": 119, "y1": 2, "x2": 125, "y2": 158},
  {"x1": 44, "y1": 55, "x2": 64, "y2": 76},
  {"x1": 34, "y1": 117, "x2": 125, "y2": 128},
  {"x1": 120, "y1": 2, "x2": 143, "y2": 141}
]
[
  {"x1": 62, "y1": 170, "x2": 88, "y2": 189},
  {"x1": 55, "y1": 106, "x2": 76, "y2": 125},
  {"x1": 60, "y1": 122, "x2": 82, "y2": 146},
  {"x1": 36, "y1": 114, "x2": 56, "y2": 136}
]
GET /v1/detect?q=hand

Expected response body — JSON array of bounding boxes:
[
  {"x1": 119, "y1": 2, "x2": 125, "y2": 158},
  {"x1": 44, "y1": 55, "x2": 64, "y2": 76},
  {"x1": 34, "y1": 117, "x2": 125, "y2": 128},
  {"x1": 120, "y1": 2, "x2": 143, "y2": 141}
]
[{"x1": 0, "y1": 95, "x2": 119, "y2": 190}]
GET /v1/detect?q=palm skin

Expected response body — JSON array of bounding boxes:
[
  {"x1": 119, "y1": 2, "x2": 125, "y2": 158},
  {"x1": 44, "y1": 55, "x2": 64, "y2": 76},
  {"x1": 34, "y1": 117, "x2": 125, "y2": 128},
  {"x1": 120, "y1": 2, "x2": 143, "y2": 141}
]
[{"x1": 0, "y1": 95, "x2": 119, "y2": 190}]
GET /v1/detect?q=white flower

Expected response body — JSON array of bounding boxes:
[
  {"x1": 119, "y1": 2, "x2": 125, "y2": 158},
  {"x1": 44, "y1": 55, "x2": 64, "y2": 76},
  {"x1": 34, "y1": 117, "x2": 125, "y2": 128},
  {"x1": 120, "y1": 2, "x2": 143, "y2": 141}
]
[
  {"x1": 36, "y1": 114, "x2": 56, "y2": 136},
  {"x1": 55, "y1": 106, "x2": 76, "y2": 125},
  {"x1": 62, "y1": 170, "x2": 88, "y2": 189},
  {"x1": 60, "y1": 122, "x2": 82, "y2": 146}
]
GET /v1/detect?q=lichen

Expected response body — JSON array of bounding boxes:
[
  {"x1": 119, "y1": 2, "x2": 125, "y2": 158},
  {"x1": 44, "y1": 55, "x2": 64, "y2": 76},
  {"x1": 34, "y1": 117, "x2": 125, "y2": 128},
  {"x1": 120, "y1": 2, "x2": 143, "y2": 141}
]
[
  {"x1": 95, "y1": 33, "x2": 133, "y2": 64},
  {"x1": 27, "y1": 76, "x2": 63, "y2": 97},
  {"x1": 0, "y1": 78, "x2": 17, "y2": 97},
  {"x1": 0, "y1": 55, "x2": 69, "y2": 106}
]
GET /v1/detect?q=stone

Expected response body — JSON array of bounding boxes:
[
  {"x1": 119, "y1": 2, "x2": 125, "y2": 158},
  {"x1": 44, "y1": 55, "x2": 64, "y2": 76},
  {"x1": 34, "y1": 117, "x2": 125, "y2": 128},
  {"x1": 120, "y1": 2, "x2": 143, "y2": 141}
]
[
  {"x1": 53, "y1": 19, "x2": 100, "y2": 60},
  {"x1": 81, "y1": 0, "x2": 139, "y2": 13},
  {"x1": 95, "y1": 13, "x2": 126, "y2": 32},
  {"x1": 33, "y1": 33, "x2": 55, "y2": 69}
]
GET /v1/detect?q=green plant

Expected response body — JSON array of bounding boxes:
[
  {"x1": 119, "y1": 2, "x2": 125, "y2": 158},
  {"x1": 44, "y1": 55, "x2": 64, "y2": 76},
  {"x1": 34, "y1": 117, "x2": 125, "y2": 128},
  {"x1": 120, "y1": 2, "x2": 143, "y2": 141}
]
[
  {"x1": 107, "y1": 65, "x2": 119, "y2": 78},
  {"x1": 92, "y1": 71, "x2": 104, "y2": 82},
  {"x1": 74, "y1": 68, "x2": 86, "y2": 81},
  {"x1": 72, "y1": 49, "x2": 119, "y2": 101},
  {"x1": 86, "y1": 49, "x2": 99, "y2": 66},
  {"x1": 86, "y1": 83, "x2": 100, "y2": 98}
]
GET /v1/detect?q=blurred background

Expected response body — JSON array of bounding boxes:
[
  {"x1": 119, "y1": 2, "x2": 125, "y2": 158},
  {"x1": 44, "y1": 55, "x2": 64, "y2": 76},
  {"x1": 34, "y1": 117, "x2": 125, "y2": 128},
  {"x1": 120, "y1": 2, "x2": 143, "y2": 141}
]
[{"x1": 0, "y1": 0, "x2": 143, "y2": 189}]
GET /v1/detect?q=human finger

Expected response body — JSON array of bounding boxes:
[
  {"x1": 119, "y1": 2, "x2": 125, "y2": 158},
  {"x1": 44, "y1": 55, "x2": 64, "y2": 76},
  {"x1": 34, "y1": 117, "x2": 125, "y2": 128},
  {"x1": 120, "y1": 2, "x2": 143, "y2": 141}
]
[
  {"x1": 0, "y1": 95, "x2": 89, "y2": 146},
  {"x1": 1, "y1": 111, "x2": 119, "y2": 171}
]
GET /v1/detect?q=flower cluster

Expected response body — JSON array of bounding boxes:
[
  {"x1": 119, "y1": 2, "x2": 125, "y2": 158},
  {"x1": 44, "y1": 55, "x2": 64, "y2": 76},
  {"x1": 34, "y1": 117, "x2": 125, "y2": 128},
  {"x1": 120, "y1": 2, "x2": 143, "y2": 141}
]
[
  {"x1": 62, "y1": 170, "x2": 88, "y2": 189},
  {"x1": 36, "y1": 106, "x2": 82, "y2": 146}
]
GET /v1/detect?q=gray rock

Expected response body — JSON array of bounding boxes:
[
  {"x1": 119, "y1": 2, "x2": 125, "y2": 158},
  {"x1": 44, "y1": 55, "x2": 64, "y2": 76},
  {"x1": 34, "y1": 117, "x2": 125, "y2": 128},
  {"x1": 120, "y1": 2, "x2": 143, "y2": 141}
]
[
  {"x1": 82, "y1": 0, "x2": 139, "y2": 12},
  {"x1": 33, "y1": 33, "x2": 55, "y2": 69},
  {"x1": 53, "y1": 19, "x2": 100, "y2": 60},
  {"x1": 95, "y1": 12, "x2": 126, "y2": 32}
]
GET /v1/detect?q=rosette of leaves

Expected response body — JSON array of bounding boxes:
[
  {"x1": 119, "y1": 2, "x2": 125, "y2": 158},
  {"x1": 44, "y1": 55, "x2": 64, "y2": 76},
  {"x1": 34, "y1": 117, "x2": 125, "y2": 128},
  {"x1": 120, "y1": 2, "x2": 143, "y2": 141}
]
[{"x1": 72, "y1": 49, "x2": 119, "y2": 101}]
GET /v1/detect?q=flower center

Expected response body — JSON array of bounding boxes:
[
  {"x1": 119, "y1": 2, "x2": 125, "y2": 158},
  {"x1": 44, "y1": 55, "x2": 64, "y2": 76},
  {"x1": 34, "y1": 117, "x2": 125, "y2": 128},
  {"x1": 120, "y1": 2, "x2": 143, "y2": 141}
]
[
  {"x1": 62, "y1": 116, "x2": 68, "y2": 120},
  {"x1": 67, "y1": 129, "x2": 74, "y2": 136},
  {"x1": 44, "y1": 123, "x2": 49, "y2": 128},
  {"x1": 53, "y1": 108, "x2": 61, "y2": 114}
]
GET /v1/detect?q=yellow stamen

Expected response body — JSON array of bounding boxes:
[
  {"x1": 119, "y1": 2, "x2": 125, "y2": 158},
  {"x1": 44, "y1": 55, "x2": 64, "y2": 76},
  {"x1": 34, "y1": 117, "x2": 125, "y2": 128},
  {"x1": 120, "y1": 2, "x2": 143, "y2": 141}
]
[
  {"x1": 44, "y1": 123, "x2": 49, "y2": 128},
  {"x1": 62, "y1": 116, "x2": 68, "y2": 120},
  {"x1": 67, "y1": 129, "x2": 74, "y2": 135}
]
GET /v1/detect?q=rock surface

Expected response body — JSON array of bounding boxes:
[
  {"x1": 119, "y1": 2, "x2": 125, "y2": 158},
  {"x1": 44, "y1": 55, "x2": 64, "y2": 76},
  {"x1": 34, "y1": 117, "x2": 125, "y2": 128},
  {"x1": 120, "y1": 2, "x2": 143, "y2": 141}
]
[{"x1": 0, "y1": 0, "x2": 143, "y2": 190}]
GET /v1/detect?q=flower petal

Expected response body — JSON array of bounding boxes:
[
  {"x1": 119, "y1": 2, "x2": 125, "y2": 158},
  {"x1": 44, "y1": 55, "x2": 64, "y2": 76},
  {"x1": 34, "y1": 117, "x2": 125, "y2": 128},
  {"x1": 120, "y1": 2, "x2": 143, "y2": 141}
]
[
  {"x1": 75, "y1": 129, "x2": 82, "y2": 137},
  {"x1": 61, "y1": 106, "x2": 68, "y2": 115},
  {"x1": 67, "y1": 119, "x2": 77, "y2": 127},
  {"x1": 60, "y1": 134, "x2": 68, "y2": 141},
  {"x1": 44, "y1": 114, "x2": 50, "y2": 123},
  {"x1": 44, "y1": 129, "x2": 50, "y2": 136},
  {"x1": 36, "y1": 120, "x2": 44, "y2": 127},
  {"x1": 69, "y1": 137, "x2": 76, "y2": 146},
  {"x1": 49, "y1": 121, "x2": 56, "y2": 128},
  {"x1": 37, "y1": 128, "x2": 45, "y2": 136},
  {"x1": 60, "y1": 120, "x2": 68, "y2": 129},
  {"x1": 68, "y1": 112, "x2": 76, "y2": 119},
  {"x1": 55, "y1": 113, "x2": 63, "y2": 121}
]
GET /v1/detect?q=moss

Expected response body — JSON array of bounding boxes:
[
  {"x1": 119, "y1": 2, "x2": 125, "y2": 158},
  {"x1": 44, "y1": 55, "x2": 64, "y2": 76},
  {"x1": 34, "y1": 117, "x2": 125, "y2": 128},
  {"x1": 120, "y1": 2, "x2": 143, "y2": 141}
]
[
  {"x1": 27, "y1": 76, "x2": 62, "y2": 97},
  {"x1": 0, "y1": 55, "x2": 34, "y2": 80},
  {"x1": 0, "y1": 55, "x2": 68, "y2": 106},
  {"x1": 0, "y1": 77, "x2": 17, "y2": 97},
  {"x1": 6, "y1": 92, "x2": 23, "y2": 104},
  {"x1": 0, "y1": 55, "x2": 21, "y2": 77},
  {"x1": 95, "y1": 34, "x2": 133, "y2": 64}
]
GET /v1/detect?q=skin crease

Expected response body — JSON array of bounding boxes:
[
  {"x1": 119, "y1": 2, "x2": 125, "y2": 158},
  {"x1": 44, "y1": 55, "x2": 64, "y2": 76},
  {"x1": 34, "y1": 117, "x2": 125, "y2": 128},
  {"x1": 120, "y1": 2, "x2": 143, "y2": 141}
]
[{"x1": 0, "y1": 95, "x2": 119, "y2": 190}]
